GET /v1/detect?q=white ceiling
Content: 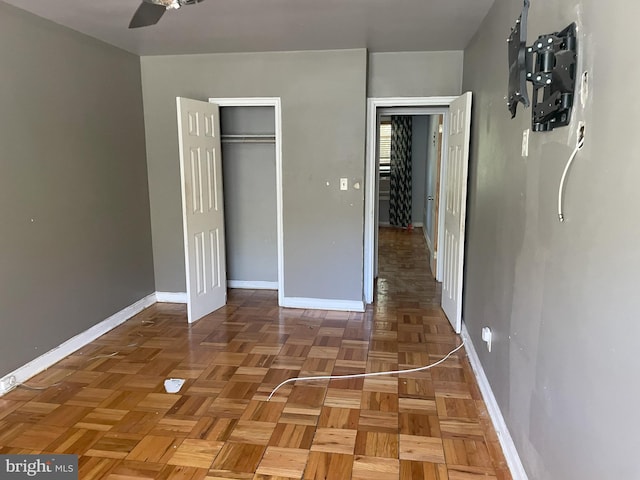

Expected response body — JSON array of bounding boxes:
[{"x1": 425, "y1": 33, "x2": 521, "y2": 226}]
[{"x1": 4, "y1": 0, "x2": 495, "y2": 56}]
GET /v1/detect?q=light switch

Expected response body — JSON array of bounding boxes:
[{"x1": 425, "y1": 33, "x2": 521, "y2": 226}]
[{"x1": 340, "y1": 178, "x2": 348, "y2": 191}]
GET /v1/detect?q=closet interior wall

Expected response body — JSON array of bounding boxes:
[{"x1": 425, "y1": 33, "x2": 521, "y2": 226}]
[{"x1": 219, "y1": 106, "x2": 278, "y2": 287}]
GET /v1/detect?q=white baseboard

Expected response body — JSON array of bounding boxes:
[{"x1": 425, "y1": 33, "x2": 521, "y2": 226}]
[
  {"x1": 0, "y1": 291, "x2": 367, "y2": 397},
  {"x1": 461, "y1": 322, "x2": 529, "y2": 480},
  {"x1": 424, "y1": 229, "x2": 433, "y2": 252},
  {"x1": 228, "y1": 280, "x2": 278, "y2": 290},
  {"x1": 155, "y1": 291, "x2": 187, "y2": 303},
  {"x1": 281, "y1": 297, "x2": 365, "y2": 312},
  {"x1": 411, "y1": 222, "x2": 424, "y2": 228},
  {"x1": 0, "y1": 293, "x2": 156, "y2": 396}
]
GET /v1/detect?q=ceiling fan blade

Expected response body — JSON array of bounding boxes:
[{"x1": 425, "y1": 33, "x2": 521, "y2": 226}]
[{"x1": 129, "y1": 2, "x2": 166, "y2": 29}]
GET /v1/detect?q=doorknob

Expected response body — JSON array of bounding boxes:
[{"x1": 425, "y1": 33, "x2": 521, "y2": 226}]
[{"x1": 427, "y1": 196, "x2": 434, "y2": 201}]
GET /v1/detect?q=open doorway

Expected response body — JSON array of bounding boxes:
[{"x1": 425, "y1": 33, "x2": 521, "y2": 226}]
[
  {"x1": 364, "y1": 95, "x2": 473, "y2": 333},
  {"x1": 218, "y1": 105, "x2": 278, "y2": 291},
  {"x1": 209, "y1": 98, "x2": 284, "y2": 304},
  {"x1": 376, "y1": 111, "x2": 444, "y2": 279},
  {"x1": 365, "y1": 100, "x2": 452, "y2": 306}
]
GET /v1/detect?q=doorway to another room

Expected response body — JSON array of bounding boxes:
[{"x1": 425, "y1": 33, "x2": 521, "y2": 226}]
[
  {"x1": 364, "y1": 95, "x2": 472, "y2": 333},
  {"x1": 377, "y1": 112, "x2": 444, "y2": 279}
]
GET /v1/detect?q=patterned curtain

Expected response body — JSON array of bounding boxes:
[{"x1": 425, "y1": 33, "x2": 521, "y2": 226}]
[{"x1": 389, "y1": 116, "x2": 412, "y2": 228}]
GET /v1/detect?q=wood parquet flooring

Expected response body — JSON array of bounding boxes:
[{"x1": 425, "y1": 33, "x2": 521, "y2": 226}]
[{"x1": 0, "y1": 227, "x2": 511, "y2": 479}]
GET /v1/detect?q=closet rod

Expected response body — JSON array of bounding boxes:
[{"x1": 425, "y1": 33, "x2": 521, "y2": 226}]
[{"x1": 221, "y1": 134, "x2": 276, "y2": 144}]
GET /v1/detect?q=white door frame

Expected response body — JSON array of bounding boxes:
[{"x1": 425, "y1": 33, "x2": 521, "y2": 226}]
[
  {"x1": 364, "y1": 96, "x2": 456, "y2": 304},
  {"x1": 208, "y1": 97, "x2": 284, "y2": 306}
]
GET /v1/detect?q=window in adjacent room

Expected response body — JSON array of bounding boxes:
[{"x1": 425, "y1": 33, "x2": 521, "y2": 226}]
[{"x1": 379, "y1": 119, "x2": 391, "y2": 176}]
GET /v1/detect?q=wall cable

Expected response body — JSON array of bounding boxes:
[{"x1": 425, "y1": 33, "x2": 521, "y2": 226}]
[
  {"x1": 267, "y1": 340, "x2": 465, "y2": 401},
  {"x1": 558, "y1": 137, "x2": 585, "y2": 222}
]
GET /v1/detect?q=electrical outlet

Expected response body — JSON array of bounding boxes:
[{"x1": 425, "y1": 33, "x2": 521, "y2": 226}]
[
  {"x1": 0, "y1": 375, "x2": 17, "y2": 395},
  {"x1": 580, "y1": 71, "x2": 589, "y2": 108},
  {"x1": 481, "y1": 327, "x2": 492, "y2": 352}
]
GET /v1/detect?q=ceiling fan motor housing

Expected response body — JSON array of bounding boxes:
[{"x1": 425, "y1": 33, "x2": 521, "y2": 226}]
[
  {"x1": 131, "y1": 0, "x2": 204, "y2": 28},
  {"x1": 147, "y1": 0, "x2": 200, "y2": 8}
]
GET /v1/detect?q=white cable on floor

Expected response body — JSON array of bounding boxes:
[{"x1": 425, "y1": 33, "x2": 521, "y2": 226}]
[
  {"x1": 558, "y1": 138, "x2": 584, "y2": 222},
  {"x1": 267, "y1": 340, "x2": 465, "y2": 401}
]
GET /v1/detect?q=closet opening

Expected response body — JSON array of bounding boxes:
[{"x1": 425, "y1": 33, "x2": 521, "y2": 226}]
[{"x1": 209, "y1": 98, "x2": 284, "y2": 301}]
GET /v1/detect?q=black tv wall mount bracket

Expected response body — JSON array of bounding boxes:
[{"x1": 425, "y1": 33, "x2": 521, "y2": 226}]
[
  {"x1": 526, "y1": 23, "x2": 577, "y2": 131},
  {"x1": 507, "y1": 0, "x2": 530, "y2": 118},
  {"x1": 507, "y1": 0, "x2": 578, "y2": 131}
]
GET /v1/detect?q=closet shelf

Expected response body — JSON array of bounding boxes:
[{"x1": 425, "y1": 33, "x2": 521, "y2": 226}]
[{"x1": 221, "y1": 134, "x2": 276, "y2": 144}]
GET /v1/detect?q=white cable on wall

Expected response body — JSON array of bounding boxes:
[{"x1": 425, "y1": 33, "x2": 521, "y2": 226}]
[
  {"x1": 558, "y1": 137, "x2": 584, "y2": 222},
  {"x1": 267, "y1": 340, "x2": 465, "y2": 401}
]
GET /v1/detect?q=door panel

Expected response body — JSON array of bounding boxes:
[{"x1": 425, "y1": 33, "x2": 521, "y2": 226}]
[
  {"x1": 431, "y1": 116, "x2": 444, "y2": 278},
  {"x1": 441, "y1": 92, "x2": 472, "y2": 333},
  {"x1": 177, "y1": 97, "x2": 227, "y2": 323}
]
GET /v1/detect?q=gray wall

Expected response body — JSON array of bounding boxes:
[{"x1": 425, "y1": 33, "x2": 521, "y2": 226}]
[
  {"x1": 141, "y1": 50, "x2": 367, "y2": 301},
  {"x1": 0, "y1": 3, "x2": 154, "y2": 376},
  {"x1": 368, "y1": 51, "x2": 464, "y2": 97},
  {"x1": 220, "y1": 106, "x2": 275, "y2": 136},
  {"x1": 221, "y1": 143, "x2": 277, "y2": 283},
  {"x1": 463, "y1": 0, "x2": 640, "y2": 478},
  {"x1": 379, "y1": 184, "x2": 390, "y2": 225},
  {"x1": 220, "y1": 107, "x2": 277, "y2": 283}
]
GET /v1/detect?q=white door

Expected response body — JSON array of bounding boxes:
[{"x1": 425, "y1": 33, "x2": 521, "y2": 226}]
[
  {"x1": 176, "y1": 97, "x2": 227, "y2": 323},
  {"x1": 441, "y1": 92, "x2": 472, "y2": 333},
  {"x1": 374, "y1": 115, "x2": 381, "y2": 278},
  {"x1": 424, "y1": 117, "x2": 438, "y2": 260}
]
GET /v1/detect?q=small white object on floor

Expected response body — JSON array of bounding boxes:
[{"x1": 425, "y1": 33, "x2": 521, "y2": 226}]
[{"x1": 164, "y1": 378, "x2": 185, "y2": 393}]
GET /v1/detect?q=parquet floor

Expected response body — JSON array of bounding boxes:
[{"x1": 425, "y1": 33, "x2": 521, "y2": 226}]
[{"x1": 0, "y1": 227, "x2": 511, "y2": 479}]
